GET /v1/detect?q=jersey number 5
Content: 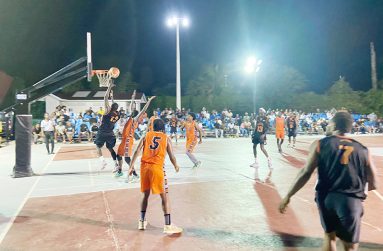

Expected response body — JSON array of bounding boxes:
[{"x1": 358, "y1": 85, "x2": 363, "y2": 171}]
[
  {"x1": 150, "y1": 137, "x2": 161, "y2": 150},
  {"x1": 339, "y1": 145, "x2": 354, "y2": 165}
]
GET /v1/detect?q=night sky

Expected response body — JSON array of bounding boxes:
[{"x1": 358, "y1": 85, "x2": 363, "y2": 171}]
[{"x1": 0, "y1": 0, "x2": 382, "y2": 94}]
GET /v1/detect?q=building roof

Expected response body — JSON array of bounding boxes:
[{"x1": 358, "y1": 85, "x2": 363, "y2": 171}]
[{"x1": 52, "y1": 90, "x2": 146, "y2": 102}]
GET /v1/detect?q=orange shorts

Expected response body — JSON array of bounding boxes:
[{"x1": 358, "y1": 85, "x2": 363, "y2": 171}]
[
  {"x1": 275, "y1": 130, "x2": 285, "y2": 139},
  {"x1": 140, "y1": 162, "x2": 168, "y2": 194},
  {"x1": 186, "y1": 137, "x2": 198, "y2": 153},
  {"x1": 117, "y1": 136, "x2": 133, "y2": 157}
]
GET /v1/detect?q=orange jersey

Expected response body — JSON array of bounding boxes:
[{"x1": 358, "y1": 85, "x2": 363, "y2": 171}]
[
  {"x1": 141, "y1": 131, "x2": 168, "y2": 166},
  {"x1": 275, "y1": 117, "x2": 285, "y2": 131},
  {"x1": 148, "y1": 116, "x2": 156, "y2": 131},
  {"x1": 185, "y1": 121, "x2": 197, "y2": 140},
  {"x1": 117, "y1": 118, "x2": 137, "y2": 157}
]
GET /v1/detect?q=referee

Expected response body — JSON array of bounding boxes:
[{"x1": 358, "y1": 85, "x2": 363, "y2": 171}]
[
  {"x1": 279, "y1": 111, "x2": 378, "y2": 251},
  {"x1": 41, "y1": 112, "x2": 55, "y2": 154}
]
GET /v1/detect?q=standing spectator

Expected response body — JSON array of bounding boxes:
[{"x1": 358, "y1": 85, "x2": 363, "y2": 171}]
[
  {"x1": 41, "y1": 112, "x2": 55, "y2": 154},
  {"x1": 97, "y1": 107, "x2": 105, "y2": 116}
]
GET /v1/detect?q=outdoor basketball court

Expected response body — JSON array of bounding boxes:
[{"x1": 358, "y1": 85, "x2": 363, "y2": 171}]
[{"x1": 0, "y1": 135, "x2": 382, "y2": 250}]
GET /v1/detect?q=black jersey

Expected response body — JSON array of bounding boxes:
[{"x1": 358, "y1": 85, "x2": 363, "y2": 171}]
[
  {"x1": 170, "y1": 118, "x2": 178, "y2": 128},
  {"x1": 99, "y1": 110, "x2": 120, "y2": 133},
  {"x1": 287, "y1": 117, "x2": 297, "y2": 131},
  {"x1": 316, "y1": 135, "x2": 369, "y2": 199},
  {"x1": 254, "y1": 116, "x2": 268, "y2": 135}
]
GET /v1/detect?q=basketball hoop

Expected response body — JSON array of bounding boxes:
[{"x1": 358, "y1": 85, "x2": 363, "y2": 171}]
[{"x1": 92, "y1": 67, "x2": 120, "y2": 87}]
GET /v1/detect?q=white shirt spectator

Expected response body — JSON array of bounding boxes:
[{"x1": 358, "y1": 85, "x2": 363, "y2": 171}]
[
  {"x1": 41, "y1": 119, "x2": 55, "y2": 132},
  {"x1": 138, "y1": 123, "x2": 147, "y2": 132}
]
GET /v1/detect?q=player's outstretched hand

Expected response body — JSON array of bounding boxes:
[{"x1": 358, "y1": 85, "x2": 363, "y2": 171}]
[
  {"x1": 128, "y1": 167, "x2": 134, "y2": 176},
  {"x1": 279, "y1": 196, "x2": 290, "y2": 214},
  {"x1": 199, "y1": 139, "x2": 202, "y2": 144},
  {"x1": 174, "y1": 165, "x2": 180, "y2": 173}
]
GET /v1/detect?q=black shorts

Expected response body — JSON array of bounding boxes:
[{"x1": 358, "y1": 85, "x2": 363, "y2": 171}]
[
  {"x1": 170, "y1": 127, "x2": 177, "y2": 134},
  {"x1": 94, "y1": 132, "x2": 116, "y2": 149},
  {"x1": 288, "y1": 130, "x2": 297, "y2": 137},
  {"x1": 315, "y1": 192, "x2": 363, "y2": 243},
  {"x1": 252, "y1": 133, "x2": 266, "y2": 145}
]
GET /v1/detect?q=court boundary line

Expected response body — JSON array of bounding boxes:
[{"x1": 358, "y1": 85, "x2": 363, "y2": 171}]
[
  {"x1": 102, "y1": 190, "x2": 120, "y2": 251},
  {"x1": 0, "y1": 146, "x2": 61, "y2": 244}
]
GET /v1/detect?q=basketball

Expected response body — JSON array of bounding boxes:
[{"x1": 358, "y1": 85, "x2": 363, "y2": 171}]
[{"x1": 108, "y1": 67, "x2": 120, "y2": 78}]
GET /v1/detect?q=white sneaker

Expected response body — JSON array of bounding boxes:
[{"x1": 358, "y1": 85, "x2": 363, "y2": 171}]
[
  {"x1": 112, "y1": 163, "x2": 120, "y2": 173},
  {"x1": 250, "y1": 160, "x2": 259, "y2": 168},
  {"x1": 138, "y1": 219, "x2": 147, "y2": 230},
  {"x1": 100, "y1": 160, "x2": 107, "y2": 170},
  {"x1": 163, "y1": 224, "x2": 183, "y2": 234}
]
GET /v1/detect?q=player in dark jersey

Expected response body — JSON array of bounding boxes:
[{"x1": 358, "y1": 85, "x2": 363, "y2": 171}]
[
  {"x1": 169, "y1": 114, "x2": 178, "y2": 143},
  {"x1": 95, "y1": 84, "x2": 121, "y2": 170},
  {"x1": 250, "y1": 108, "x2": 272, "y2": 181},
  {"x1": 286, "y1": 113, "x2": 298, "y2": 148},
  {"x1": 279, "y1": 111, "x2": 378, "y2": 251}
]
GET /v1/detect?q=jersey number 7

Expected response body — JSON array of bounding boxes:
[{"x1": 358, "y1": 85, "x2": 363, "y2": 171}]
[{"x1": 339, "y1": 145, "x2": 354, "y2": 165}]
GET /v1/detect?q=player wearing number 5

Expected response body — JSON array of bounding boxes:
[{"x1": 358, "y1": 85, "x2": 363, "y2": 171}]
[
  {"x1": 129, "y1": 119, "x2": 182, "y2": 234},
  {"x1": 279, "y1": 111, "x2": 378, "y2": 251}
]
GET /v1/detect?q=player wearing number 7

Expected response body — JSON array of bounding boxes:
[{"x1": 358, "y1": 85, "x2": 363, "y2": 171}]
[
  {"x1": 279, "y1": 111, "x2": 378, "y2": 251},
  {"x1": 128, "y1": 118, "x2": 183, "y2": 234}
]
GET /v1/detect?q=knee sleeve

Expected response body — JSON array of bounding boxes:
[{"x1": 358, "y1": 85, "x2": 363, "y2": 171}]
[
  {"x1": 116, "y1": 155, "x2": 122, "y2": 161},
  {"x1": 108, "y1": 148, "x2": 117, "y2": 160},
  {"x1": 124, "y1": 157, "x2": 131, "y2": 165}
]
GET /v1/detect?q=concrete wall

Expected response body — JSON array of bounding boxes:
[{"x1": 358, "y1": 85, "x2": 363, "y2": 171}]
[{"x1": 45, "y1": 95, "x2": 142, "y2": 115}]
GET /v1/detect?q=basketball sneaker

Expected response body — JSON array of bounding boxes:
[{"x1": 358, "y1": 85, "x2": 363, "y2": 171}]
[
  {"x1": 250, "y1": 159, "x2": 259, "y2": 168},
  {"x1": 100, "y1": 160, "x2": 108, "y2": 170},
  {"x1": 163, "y1": 224, "x2": 183, "y2": 234},
  {"x1": 138, "y1": 219, "x2": 147, "y2": 230},
  {"x1": 115, "y1": 171, "x2": 123, "y2": 178},
  {"x1": 113, "y1": 163, "x2": 120, "y2": 173},
  {"x1": 193, "y1": 161, "x2": 202, "y2": 169}
]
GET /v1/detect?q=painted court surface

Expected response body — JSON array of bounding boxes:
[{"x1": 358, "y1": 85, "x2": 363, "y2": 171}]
[{"x1": 0, "y1": 135, "x2": 382, "y2": 251}]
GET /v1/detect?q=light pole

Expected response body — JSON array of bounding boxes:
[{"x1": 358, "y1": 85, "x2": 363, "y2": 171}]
[
  {"x1": 166, "y1": 16, "x2": 189, "y2": 110},
  {"x1": 244, "y1": 56, "x2": 262, "y2": 114}
]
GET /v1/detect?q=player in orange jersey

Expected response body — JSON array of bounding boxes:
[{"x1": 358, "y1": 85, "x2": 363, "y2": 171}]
[
  {"x1": 181, "y1": 112, "x2": 203, "y2": 168},
  {"x1": 115, "y1": 92, "x2": 156, "y2": 178},
  {"x1": 147, "y1": 110, "x2": 159, "y2": 132},
  {"x1": 129, "y1": 119, "x2": 182, "y2": 234},
  {"x1": 275, "y1": 112, "x2": 285, "y2": 153}
]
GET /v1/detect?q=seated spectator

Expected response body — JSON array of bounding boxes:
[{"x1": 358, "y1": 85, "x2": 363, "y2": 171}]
[
  {"x1": 90, "y1": 122, "x2": 99, "y2": 140},
  {"x1": 32, "y1": 124, "x2": 43, "y2": 144},
  {"x1": 65, "y1": 121, "x2": 75, "y2": 144},
  {"x1": 56, "y1": 121, "x2": 66, "y2": 143},
  {"x1": 78, "y1": 123, "x2": 91, "y2": 142}
]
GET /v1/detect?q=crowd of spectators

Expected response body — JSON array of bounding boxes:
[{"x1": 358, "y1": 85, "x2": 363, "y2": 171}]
[{"x1": 33, "y1": 105, "x2": 383, "y2": 144}]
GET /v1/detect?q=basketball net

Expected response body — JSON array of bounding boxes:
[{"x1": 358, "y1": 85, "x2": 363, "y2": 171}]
[{"x1": 95, "y1": 70, "x2": 113, "y2": 88}]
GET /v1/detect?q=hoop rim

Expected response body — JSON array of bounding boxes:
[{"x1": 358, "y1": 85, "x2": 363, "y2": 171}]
[{"x1": 91, "y1": 69, "x2": 109, "y2": 76}]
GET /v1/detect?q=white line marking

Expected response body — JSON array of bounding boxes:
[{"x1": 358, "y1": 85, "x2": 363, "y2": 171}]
[
  {"x1": 101, "y1": 190, "x2": 120, "y2": 251},
  {"x1": 373, "y1": 190, "x2": 383, "y2": 201},
  {"x1": 0, "y1": 147, "x2": 60, "y2": 244}
]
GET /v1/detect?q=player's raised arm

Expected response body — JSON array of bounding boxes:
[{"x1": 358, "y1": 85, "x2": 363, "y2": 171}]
[
  {"x1": 129, "y1": 90, "x2": 137, "y2": 114},
  {"x1": 134, "y1": 96, "x2": 156, "y2": 123},
  {"x1": 104, "y1": 84, "x2": 114, "y2": 113},
  {"x1": 366, "y1": 150, "x2": 379, "y2": 191},
  {"x1": 128, "y1": 135, "x2": 145, "y2": 174},
  {"x1": 279, "y1": 140, "x2": 319, "y2": 213},
  {"x1": 166, "y1": 138, "x2": 180, "y2": 172}
]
